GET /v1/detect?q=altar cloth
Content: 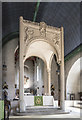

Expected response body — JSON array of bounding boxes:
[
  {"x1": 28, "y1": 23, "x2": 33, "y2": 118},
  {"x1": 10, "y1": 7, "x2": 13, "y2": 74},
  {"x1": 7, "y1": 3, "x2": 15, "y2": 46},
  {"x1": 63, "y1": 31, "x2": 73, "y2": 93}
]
[
  {"x1": 24, "y1": 96, "x2": 54, "y2": 106},
  {"x1": 34, "y1": 96, "x2": 43, "y2": 106}
]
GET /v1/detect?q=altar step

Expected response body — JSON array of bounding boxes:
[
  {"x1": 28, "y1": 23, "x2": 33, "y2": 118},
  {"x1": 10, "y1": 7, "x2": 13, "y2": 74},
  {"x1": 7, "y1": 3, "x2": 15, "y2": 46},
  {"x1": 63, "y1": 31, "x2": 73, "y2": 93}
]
[
  {"x1": 13, "y1": 107, "x2": 69, "y2": 116},
  {"x1": 26, "y1": 106, "x2": 56, "y2": 109},
  {"x1": 26, "y1": 106, "x2": 58, "y2": 112}
]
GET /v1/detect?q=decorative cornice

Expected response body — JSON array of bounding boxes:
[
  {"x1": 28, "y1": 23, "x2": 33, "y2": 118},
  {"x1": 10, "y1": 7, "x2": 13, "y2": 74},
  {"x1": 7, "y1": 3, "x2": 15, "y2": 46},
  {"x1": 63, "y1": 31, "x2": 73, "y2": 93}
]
[{"x1": 23, "y1": 19, "x2": 60, "y2": 32}]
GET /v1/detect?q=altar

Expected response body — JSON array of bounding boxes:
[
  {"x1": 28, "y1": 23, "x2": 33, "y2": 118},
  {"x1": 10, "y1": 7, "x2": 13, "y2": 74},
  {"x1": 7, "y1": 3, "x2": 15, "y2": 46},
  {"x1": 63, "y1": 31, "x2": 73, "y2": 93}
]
[{"x1": 24, "y1": 96, "x2": 54, "y2": 107}]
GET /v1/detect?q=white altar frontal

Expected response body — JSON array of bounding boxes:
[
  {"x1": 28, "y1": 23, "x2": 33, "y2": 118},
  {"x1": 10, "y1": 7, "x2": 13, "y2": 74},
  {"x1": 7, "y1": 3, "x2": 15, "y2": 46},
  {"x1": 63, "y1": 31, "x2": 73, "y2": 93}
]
[{"x1": 24, "y1": 96, "x2": 54, "y2": 107}]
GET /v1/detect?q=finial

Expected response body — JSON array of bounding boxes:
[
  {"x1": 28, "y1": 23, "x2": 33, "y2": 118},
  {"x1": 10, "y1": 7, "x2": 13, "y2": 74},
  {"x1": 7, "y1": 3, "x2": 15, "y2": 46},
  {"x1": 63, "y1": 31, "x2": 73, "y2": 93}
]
[{"x1": 20, "y1": 16, "x2": 23, "y2": 21}]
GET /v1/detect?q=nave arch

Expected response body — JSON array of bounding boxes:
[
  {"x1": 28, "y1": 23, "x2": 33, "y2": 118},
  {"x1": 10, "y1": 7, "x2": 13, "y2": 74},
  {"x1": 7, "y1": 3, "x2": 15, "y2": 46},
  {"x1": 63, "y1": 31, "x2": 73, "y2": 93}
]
[{"x1": 66, "y1": 57, "x2": 82, "y2": 100}]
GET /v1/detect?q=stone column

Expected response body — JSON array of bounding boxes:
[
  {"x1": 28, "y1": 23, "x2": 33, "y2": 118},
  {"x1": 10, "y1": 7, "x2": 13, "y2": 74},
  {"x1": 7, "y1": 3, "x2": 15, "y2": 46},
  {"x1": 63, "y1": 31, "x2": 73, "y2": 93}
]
[
  {"x1": 60, "y1": 27, "x2": 65, "y2": 110},
  {"x1": 47, "y1": 69, "x2": 51, "y2": 96},
  {"x1": 19, "y1": 16, "x2": 25, "y2": 112},
  {"x1": 34, "y1": 61, "x2": 37, "y2": 93},
  {"x1": 44, "y1": 64, "x2": 47, "y2": 95}
]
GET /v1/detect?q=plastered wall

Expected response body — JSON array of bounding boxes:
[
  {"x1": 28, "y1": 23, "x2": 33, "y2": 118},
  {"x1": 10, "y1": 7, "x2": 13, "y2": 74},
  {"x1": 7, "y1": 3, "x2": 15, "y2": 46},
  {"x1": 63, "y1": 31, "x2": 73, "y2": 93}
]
[
  {"x1": 65, "y1": 52, "x2": 81, "y2": 100},
  {"x1": 2, "y1": 38, "x2": 18, "y2": 100}
]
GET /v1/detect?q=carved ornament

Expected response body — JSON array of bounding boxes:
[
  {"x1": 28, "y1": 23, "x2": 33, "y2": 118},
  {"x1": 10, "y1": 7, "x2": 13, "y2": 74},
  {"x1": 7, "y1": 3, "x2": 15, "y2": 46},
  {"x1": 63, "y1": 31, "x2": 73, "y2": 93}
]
[
  {"x1": 39, "y1": 22, "x2": 46, "y2": 37},
  {"x1": 24, "y1": 27, "x2": 34, "y2": 43},
  {"x1": 52, "y1": 32, "x2": 60, "y2": 46}
]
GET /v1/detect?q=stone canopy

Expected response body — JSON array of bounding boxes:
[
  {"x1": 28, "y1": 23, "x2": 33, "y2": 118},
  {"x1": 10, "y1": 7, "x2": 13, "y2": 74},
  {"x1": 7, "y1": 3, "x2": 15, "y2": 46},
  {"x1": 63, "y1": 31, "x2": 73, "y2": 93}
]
[
  {"x1": 19, "y1": 16, "x2": 65, "y2": 112},
  {"x1": 20, "y1": 17, "x2": 63, "y2": 68}
]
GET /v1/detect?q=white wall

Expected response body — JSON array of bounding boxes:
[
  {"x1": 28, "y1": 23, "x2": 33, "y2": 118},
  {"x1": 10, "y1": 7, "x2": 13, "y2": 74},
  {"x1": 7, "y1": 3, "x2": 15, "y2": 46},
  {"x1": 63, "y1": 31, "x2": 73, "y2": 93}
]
[
  {"x1": 37, "y1": 58, "x2": 44, "y2": 95},
  {"x1": 66, "y1": 58, "x2": 81, "y2": 100},
  {"x1": 2, "y1": 38, "x2": 18, "y2": 100},
  {"x1": 15, "y1": 59, "x2": 34, "y2": 90},
  {"x1": 65, "y1": 52, "x2": 80, "y2": 100},
  {"x1": 15, "y1": 61, "x2": 19, "y2": 88},
  {"x1": 24, "y1": 60, "x2": 34, "y2": 89},
  {"x1": 34, "y1": 58, "x2": 44, "y2": 95}
]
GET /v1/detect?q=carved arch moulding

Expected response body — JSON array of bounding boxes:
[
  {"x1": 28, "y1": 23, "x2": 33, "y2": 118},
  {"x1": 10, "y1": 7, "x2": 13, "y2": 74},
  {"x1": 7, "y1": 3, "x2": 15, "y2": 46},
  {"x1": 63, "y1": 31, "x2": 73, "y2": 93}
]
[{"x1": 20, "y1": 16, "x2": 64, "y2": 64}]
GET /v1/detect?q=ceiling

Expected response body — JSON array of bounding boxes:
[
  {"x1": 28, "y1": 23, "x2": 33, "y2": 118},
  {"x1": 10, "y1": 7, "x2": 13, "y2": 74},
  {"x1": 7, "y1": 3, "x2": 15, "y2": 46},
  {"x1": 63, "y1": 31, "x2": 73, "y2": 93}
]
[{"x1": 2, "y1": 2, "x2": 80, "y2": 56}]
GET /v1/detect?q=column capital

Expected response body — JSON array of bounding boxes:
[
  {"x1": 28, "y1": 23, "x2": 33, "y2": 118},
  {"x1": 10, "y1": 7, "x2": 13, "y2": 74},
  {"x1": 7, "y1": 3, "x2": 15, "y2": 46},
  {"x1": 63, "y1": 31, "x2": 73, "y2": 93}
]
[{"x1": 47, "y1": 69, "x2": 51, "y2": 73}]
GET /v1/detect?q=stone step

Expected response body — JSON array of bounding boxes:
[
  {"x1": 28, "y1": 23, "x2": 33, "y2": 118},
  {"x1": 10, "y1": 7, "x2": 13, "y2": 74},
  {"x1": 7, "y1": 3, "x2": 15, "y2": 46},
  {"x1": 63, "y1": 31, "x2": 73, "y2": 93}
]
[
  {"x1": 13, "y1": 108, "x2": 69, "y2": 116},
  {"x1": 26, "y1": 106, "x2": 56, "y2": 109},
  {"x1": 26, "y1": 108, "x2": 59, "y2": 112}
]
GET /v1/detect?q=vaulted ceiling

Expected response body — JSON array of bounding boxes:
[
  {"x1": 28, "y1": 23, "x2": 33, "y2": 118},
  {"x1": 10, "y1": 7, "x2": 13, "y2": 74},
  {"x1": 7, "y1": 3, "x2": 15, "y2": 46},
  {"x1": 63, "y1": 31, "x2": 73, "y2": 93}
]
[{"x1": 2, "y1": 2, "x2": 80, "y2": 56}]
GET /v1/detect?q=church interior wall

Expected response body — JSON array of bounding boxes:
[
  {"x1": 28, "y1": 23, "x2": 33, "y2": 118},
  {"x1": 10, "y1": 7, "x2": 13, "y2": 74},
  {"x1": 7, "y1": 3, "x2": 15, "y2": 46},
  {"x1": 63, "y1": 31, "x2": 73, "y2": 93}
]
[
  {"x1": 2, "y1": 38, "x2": 18, "y2": 100},
  {"x1": 65, "y1": 52, "x2": 81, "y2": 100},
  {"x1": 15, "y1": 61, "x2": 19, "y2": 88},
  {"x1": 36, "y1": 58, "x2": 44, "y2": 95},
  {"x1": 24, "y1": 60, "x2": 34, "y2": 90}
]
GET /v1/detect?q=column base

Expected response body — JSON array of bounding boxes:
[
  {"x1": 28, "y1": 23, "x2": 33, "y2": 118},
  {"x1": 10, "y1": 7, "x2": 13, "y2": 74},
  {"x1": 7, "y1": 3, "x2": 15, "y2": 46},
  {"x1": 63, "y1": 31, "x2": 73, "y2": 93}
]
[
  {"x1": 60, "y1": 101, "x2": 65, "y2": 111},
  {"x1": 20, "y1": 99, "x2": 26, "y2": 112}
]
